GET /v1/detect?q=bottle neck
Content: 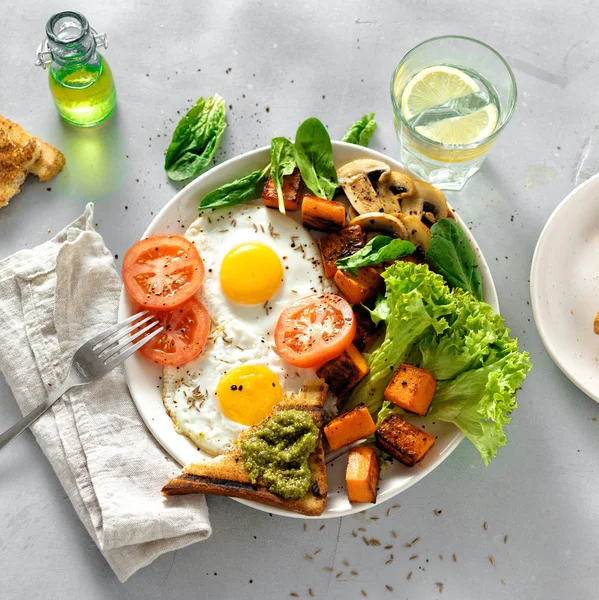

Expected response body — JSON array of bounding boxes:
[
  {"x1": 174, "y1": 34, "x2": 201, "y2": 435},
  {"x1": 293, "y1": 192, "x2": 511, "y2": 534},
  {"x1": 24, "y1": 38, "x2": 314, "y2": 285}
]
[{"x1": 46, "y1": 11, "x2": 98, "y2": 69}]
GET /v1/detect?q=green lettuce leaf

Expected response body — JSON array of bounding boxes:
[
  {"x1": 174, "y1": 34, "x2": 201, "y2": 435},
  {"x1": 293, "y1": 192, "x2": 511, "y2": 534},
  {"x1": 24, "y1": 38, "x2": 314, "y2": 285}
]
[
  {"x1": 336, "y1": 236, "x2": 416, "y2": 276},
  {"x1": 344, "y1": 262, "x2": 454, "y2": 416},
  {"x1": 427, "y1": 351, "x2": 532, "y2": 465}
]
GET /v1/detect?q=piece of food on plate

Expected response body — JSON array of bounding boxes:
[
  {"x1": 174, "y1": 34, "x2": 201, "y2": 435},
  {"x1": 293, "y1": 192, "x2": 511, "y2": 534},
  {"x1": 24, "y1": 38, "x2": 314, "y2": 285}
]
[
  {"x1": 0, "y1": 114, "x2": 65, "y2": 208},
  {"x1": 333, "y1": 266, "x2": 383, "y2": 304},
  {"x1": 352, "y1": 305, "x2": 381, "y2": 352},
  {"x1": 375, "y1": 414, "x2": 435, "y2": 467},
  {"x1": 162, "y1": 379, "x2": 329, "y2": 516},
  {"x1": 316, "y1": 343, "x2": 369, "y2": 399},
  {"x1": 345, "y1": 446, "x2": 380, "y2": 503},
  {"x1": 594, "y1": 311, "x2": 599, "y2": 335},
  {"x1": 301, "y1": 194, "x2": 347, "y2": 231},
  {"x1": 384, "y1": 363, "x2": 437, "y2": 416},
  {"x1": 318, "y1": 225, "x2": 365, "y2": 279},
  {"x1": 161, "y1": 205, "x2": 337, "y2": 456},
  {"x1": 323, "y1": 403, "x2": 376, "y2": 450},
  {"x1": 262, "y1": 167, "x2": 303, "y2": 211}
]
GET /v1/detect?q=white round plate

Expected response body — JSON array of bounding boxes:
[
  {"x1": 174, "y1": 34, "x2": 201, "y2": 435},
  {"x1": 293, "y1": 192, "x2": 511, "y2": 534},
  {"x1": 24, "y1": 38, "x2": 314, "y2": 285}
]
[
  {"x1": 531, "y1": 173, "x2": 599, "y2": 402},
  {"x1": 118, "y1": 142, "x2": 499, "y2": 518}
]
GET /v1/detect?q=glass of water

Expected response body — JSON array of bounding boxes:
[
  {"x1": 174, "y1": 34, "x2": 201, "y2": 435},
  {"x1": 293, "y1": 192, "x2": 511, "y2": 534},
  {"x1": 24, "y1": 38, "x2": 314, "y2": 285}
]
[{"x1": 391, "y1": 35, "x2": 517, "y2": 190}]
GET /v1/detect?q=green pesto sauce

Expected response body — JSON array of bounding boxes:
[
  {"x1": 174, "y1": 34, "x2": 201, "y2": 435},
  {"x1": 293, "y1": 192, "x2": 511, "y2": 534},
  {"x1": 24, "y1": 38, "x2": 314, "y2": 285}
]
[{"x1": 240, "y1": 409, "x2": 318, "y2": 500}]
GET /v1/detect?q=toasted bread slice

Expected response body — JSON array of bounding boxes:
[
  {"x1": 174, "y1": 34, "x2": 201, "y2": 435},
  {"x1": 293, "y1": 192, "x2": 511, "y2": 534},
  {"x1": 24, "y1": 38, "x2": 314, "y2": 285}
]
[
  {"x1": 0, "y1": 115, "x2": 65, "y2": 207},
  {"x1": 163, "y1": 379, "x2": 329, "y2": 516}
]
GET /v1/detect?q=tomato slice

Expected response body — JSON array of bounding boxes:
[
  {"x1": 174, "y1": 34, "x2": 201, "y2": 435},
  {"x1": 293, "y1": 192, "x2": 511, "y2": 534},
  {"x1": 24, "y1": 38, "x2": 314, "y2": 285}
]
[
  {"x1": 139, "y1": 298, "x2": 211, "y2": 366},
  {"x1": 123, "y1": 235, "x2": 205, "y2": 311},
  {"x1": 274, "y1": 294, "x2": 356, "y2": 368}
]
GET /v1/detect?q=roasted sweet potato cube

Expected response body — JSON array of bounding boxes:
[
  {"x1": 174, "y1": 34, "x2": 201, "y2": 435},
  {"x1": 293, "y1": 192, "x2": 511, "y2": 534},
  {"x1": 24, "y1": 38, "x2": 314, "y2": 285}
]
[
  {"x1": 302, "y1": 195, "x2": 346, "y2": 231},
  {"x1": 334, "y1": 267, "x2": 383, "y2": 304},
  {"x1": 261, "y1": 167, "x2": 303, "y2": 211},
  {"x1": 352, "y1": 304, "x2": 380, "y2": 352},
  {"x1": 346, "y1": 446, "x2": 380, "y2": 503},
  {"x1": 316, "y1": 344, "x2": 370, "y2": 399},
  {"x1": 324, "y1": 403, "x2": 376, "y2": 450},
  {"x1": 375, "y1": 414, "x2": 435, "y2": 466},
  {"x1": 384, "y1": 364, "x2": 437, "y2": 416},
  {"x1": 318, "y1": 225, "x2": 365, "y2": 279}
]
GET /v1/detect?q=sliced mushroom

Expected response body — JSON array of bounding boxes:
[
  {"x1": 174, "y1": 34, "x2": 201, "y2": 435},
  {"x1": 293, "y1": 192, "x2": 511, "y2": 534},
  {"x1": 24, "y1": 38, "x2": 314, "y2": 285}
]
[
  {"x1": 349, "y1": 212, "x2": 408, "y2": 239},
  {"x1": 337, "y1": 159, "x2": 399, "y2": 215},
  {"x1": 413, "y1": 180, "x2": 448, "y2": 224},
  {"x1": 399, "y1": 214, "x2": 431, "y2": 251},
  {"x1": 376, "y1": 170, "x2": 416, "y2": 207}
]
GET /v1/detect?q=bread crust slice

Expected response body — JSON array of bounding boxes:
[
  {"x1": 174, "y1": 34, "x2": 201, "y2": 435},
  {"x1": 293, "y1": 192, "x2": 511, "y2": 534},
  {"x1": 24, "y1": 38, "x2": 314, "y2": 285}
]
[
  {"x1": 0, "y1": 115, "x2": 65, "y2": 208},
  {"x1": 162, "y1": 378, "x2": 329, "y2": 516}
]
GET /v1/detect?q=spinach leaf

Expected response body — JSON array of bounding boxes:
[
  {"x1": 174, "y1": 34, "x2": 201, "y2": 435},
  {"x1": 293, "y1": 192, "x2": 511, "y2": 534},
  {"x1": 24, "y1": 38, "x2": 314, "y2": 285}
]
[
  {"x1": 293, "y1": 118, "x2": 338, "y2": 200},
  {"x1": 165, "y1": 94, "x2": 227, "y2": 181},
  {"x1": 337, "y1": 235, "x2": 416, "y2": 276},
  {"x1": 270, "y1": 137, "x2": 296, "y2": 214},
  {"x1": 425, "y1": 218, "x2": 483, "y2": 300},
  {"x1": 341, "y1": 113, "x2": 377, "y2": 147},
  {"x1": 199, "y1": 165, "x2": 270, "y2": 210}
]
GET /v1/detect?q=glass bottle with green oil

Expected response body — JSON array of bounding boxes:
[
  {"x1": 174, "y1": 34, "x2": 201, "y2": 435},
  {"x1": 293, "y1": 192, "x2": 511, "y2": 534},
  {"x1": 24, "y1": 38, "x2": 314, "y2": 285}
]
[{"x1": 36, "y1": 11, "x2": 116, "y2": 127}]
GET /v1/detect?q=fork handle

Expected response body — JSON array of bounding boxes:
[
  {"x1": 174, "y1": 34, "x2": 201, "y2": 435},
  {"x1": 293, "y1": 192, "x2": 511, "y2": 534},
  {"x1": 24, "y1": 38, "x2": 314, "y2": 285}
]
[{"x1": 0, "y1": 380, "x2": 72, "y2": 453}]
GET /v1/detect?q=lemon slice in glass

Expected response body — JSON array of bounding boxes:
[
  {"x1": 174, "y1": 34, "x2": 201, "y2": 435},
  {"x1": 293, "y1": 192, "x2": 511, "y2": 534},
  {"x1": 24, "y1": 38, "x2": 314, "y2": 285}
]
[
  {"x1": 415, "y1": 105, "x2": 498, "y2": 145},
  {"x1": 401, "y1": 66, "x2": 481, "y2": 121}
]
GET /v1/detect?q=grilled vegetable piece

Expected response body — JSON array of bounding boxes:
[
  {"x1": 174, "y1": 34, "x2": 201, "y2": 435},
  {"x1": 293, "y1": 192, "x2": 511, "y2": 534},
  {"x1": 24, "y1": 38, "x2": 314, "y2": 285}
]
[
  {"x1": 334, "y1": 266, "x2": 383, "y2": 304},
  {"x1": 352, "y1": 304, "x2": 380, "y2": 352},
  {"x1": 318, "y1": 225, "x2": 365, "y2": 279},
  {"x1": 324, "y1": 403, "x2": 376, "y2": 450},
  {"x1": 316, "y1": 343, "x2": 370, "y2": 399},
  {"x1": 384, "y1": 363, "x2": 437, "y2": 416},
  {"x1": 302, "y1": 194, "x2": 347, "y2": 231},
  {"x1": 262, "y1": 167, "x2": 303, "y2": 211},
  {"x1": 375, "y1": 414, "x2": 435, "y2": 466},
  {"x1": 345, "y1": 446, "x2": 380, "y2": 503}
]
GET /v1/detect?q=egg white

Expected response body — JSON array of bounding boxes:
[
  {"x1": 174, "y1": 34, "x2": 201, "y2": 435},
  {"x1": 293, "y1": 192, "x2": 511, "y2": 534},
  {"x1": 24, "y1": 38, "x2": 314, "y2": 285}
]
[{"x1": 162, "y1": 203, "x2": 334, "y2": 456}]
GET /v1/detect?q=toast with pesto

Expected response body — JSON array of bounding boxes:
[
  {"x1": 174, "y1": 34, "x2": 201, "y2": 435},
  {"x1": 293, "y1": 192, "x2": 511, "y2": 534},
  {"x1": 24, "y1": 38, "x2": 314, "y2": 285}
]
[{"x1": 162, "y1": 378, "x2": 328, "y2": 516}]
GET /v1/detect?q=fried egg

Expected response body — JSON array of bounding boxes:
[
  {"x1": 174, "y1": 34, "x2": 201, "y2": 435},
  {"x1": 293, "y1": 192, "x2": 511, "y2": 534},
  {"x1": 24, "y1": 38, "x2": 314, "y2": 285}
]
[{"x1": 162, "y1": 203, "x2": 334, "y2": 455}]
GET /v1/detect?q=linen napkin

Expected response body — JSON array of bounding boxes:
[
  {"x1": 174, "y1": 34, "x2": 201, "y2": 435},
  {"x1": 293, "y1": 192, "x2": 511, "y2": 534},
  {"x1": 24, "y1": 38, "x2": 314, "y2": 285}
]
[{"x1": 0, "y1": 204, "x2": 211, "y2": 581}]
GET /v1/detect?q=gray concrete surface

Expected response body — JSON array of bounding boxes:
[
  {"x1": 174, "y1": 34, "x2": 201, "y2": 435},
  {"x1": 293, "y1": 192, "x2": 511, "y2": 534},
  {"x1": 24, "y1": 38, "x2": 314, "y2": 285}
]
[{"x1": 1, "y1": 1, "x2": 598, "y2": 598}]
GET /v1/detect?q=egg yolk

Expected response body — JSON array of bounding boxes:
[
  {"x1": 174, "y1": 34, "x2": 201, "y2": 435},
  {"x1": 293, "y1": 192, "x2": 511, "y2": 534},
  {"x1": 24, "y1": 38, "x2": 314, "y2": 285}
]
[
  {"x1": 217, "y1": 365, "x2": 283, "y2": 426},
  {"x1": 220, "y1": 242, "x2": 283, "y2": 304}
]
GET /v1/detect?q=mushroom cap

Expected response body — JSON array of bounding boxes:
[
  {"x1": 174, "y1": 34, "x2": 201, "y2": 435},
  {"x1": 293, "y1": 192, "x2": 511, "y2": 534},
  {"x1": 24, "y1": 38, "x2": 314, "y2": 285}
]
[
  {"x1": 412, "y1": 180, "x2": 449, "y2": 223},
  {"x1": 337, "y1": 159, "x2": 391, "y2": 183},
  {"x1": 398, "y1": 214, "x2": 431, "y2": 251},
  {"x1": 376, "y1": 170, "x2": 416, "y2": 202},
  {"x1": 349, "y1": 212, "x2": 408, "y2": 239}
]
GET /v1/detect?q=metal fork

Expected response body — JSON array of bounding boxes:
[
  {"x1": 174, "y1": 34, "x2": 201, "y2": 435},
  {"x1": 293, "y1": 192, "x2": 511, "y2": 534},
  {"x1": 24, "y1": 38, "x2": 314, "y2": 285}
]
[{"x1": 0, "y1": 311, "x2": 163, "y2": 453}]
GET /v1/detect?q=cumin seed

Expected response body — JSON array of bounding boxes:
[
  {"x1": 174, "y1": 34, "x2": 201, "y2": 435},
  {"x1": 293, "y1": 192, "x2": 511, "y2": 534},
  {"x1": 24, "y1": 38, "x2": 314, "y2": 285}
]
[
  {"x1": 351, "y1": 570, "x2": 358, "y2": 576},
  {"x1": 305, "y1": 555, "x2": 313, "y2": 561},
  {"x1": 309, "y1": 588, "x2": 314, "y2": 597},
  {"x1": 320, "y1": 525, "x2": 325, "y2": 531},
  {"x1": 386, "y1": 584, "x2": 394, "y2": 591},
  {"x1": 411, "y1": 537, "x2": 420, "y2": 545},
  {"x1": 404, "y1": 543, "x2": 412, "y2": 548},
  {"x1": 370, "y1": 516, "x2": 379, "y2": 521},
  {"x1": 483, "y1": 521, "x2": 488, "y2": 531},
  {"x1": 343, "y1": 560, "x2": 350, "y2": 567},
  {"x1": 385, "y1": 558, "x2": 393, "y2": 565},
  {"x1": 303, "y1": 523, "x2": 307, "y2": 532},
  {"x1": 434, "y1": 509, "x2": 442, "y2": 516},
  {"x1": 290, "y1": 594, "x2": 298, "y2": 598},
  {"x1": 358, "y1": 527, "x2": 366, "y2": 532},
  {"x1": 352, "y1": 530, "x2": 357, "y2": 538},
  {"x1": 436, "y1": 582, "x2": 444, "y2": 593},
  {"x1": 409, "y1": 554, "x2": 419, "y2": 560},
  {"x1": 504, "y1": 534, "x2": 509, "y2": 544},
  {"x1": 384, "y1": 545, "x2": 393, "y2": 550},
  {"x1": 439, "y1": 554, "x2": 444, "y2": 560},
  {"x1": 391, "y1": 530, "x2": 398, "y2": 539},
  {"x1": 370, "y1": 538, "x2": 381, "y2": 546},
  {"x1": 362, "y1": 536, "x2": 370, "y2": 546},
  {"x1": 489, "y1": 555, "x2": 496, "y2": 566},
  {"x1": 407, "y1": 571, "x2": 413, "y2": 580},
  {"x1": 392, "y1": 504, "x2": 400, "y2": 509},
  {"x1": 361, "y1": 591, "x2": 368, "y2": 597},
  {"x1": 219, "y1": 229, "x2": 227, "y2": 233},
  {"x1": 323, "y1": 567, "x2": 333, "y2": 572},
  {"x1": 314, "y1": 549, "x2": 322, "y2": 556},
  {"x1": 336, "y1": 572, "x2": 343, "y2": 579},
  {"x1": 452, "y1": 553, "x2": 457, "y2": 563},
  {"x1": 386, "y1": 508, "x2": 391, "y2": 517}
]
